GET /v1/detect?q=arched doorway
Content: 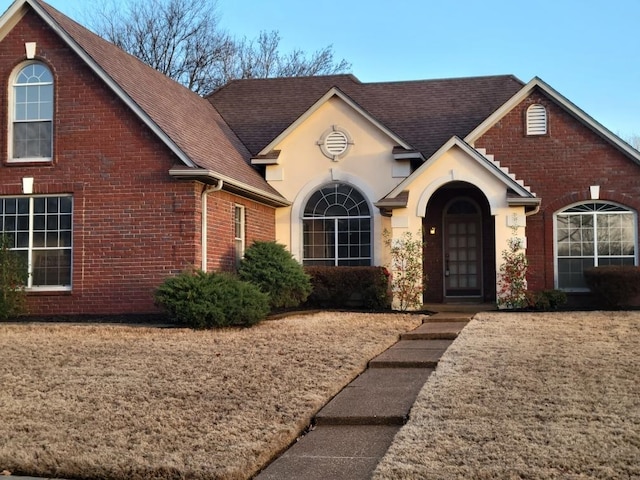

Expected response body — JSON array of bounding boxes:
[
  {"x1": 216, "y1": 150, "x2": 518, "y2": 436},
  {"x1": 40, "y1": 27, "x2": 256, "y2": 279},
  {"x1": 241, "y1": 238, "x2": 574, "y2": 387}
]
[{"x1": 423, "y1": 182, "x2": 495, "y2": 303}]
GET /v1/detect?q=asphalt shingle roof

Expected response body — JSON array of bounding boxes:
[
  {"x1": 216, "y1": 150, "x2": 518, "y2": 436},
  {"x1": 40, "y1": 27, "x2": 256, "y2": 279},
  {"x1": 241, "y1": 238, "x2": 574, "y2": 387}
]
[
  {"x1": 207, "y1": 74, "x2": 525, "y2": 158},
  {"x1": 32, "y1": 0, "x2": 282, "y2": 199}
]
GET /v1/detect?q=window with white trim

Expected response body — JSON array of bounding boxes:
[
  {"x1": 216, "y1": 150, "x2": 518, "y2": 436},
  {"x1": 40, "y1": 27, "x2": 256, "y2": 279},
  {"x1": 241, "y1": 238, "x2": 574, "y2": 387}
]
[
  {"x1": 1, "y1": 196, "x2": 72, "y2": 289},
  {"x1": 555, "y1": 202, "x2": 636, "y2": 290},
  {"x1": 302, "y1": 183, "x2": 371, "y2": 266},
  {"x1": 526, "y1": 104, "x2": 547, "y2": 136},
  {"x1": 11, "y1": 62, "x2": 54, "y2": 162},
  {"x1": 234, "y1": 204, "x2": 245, "y2": 266}
]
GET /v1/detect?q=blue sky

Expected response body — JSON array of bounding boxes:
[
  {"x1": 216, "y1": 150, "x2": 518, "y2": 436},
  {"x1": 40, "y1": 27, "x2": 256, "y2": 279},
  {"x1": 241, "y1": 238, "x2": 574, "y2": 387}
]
[{"x1": 2, "y1": 0, "x2": 639, "y2": 139}]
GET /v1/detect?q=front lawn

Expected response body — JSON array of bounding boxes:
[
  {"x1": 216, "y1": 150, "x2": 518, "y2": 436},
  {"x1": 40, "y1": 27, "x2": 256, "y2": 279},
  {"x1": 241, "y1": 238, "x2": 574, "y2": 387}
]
[
  {"x1": 0, "y1": 312, "x2": 421, "y2": 480},
  {"x1": 374, "y1": 311, "x2": 640, "y2": 480}
]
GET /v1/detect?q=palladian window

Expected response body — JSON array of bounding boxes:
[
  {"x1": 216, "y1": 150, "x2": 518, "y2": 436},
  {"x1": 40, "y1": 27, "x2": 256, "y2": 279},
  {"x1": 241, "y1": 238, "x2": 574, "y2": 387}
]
[
  {"x1": 555, "y1": 202, "x2": 636, "y2": 290},
  {"x1": 302, "y1": 183, "x2": 371, "y2": 266}
]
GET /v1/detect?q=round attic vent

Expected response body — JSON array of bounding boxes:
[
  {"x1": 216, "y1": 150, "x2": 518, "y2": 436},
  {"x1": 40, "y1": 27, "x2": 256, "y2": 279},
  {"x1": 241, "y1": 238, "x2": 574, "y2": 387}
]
[
  {"x1": 325, "y1": 131, "x2": 348, "y2": 156},
  {"x1": 318, "y1": 126, "x2": 353, "y2": 160}
]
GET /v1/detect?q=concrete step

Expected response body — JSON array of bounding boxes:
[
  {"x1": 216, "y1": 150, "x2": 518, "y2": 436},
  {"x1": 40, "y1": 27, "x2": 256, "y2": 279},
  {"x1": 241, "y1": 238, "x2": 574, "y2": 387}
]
[
  {"x1": 315, "y1": 368, "x2": 433, "y2": 426},
  {"x1": 424, "y1": 312, "x2": 474, "y2": 323},
  {"x1": 400, "y1": 321, "x2": 468, "y2": 340},
  {"x1": 255, "y1": 425, "x2": 400, "y2": 480},
  {"x1": 368, "y1": 339, "x2": 453, "y2": 368}
]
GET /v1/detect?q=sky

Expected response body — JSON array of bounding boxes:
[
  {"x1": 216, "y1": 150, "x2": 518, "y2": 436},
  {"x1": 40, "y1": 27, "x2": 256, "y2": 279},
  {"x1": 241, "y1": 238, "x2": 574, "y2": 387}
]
[{"x1": 2, "y1": 0, "x2": 639, "y2": 139}]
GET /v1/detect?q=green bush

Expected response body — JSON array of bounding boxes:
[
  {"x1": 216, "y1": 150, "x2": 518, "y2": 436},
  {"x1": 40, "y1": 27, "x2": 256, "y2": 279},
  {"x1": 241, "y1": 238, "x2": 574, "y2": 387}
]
[
  {"x1": 238, "y1": 241, "x2": 311, "y2": 310},
  {"x1": 0, "y1": 234, "x2": 27, "y2": 320},
  {"x1": 584, "y1": 265, "x2": 640, "y2": 309},
  {"x1": 525, "y1": 289, "x2": 567, "y2": 311},
  {"x1": 304, "y1": 266, "x2": 392, "y2": 310},
  {"x1": 154, "y1": 270, "x2": 269, "y2": 328}
]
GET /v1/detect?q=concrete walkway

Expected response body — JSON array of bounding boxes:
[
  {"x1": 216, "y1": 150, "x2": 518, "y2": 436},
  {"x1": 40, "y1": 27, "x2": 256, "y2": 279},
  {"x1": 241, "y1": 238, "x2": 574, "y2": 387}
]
[{"x1": 254, "y1": 312, "x2": 474, "y2": 480}]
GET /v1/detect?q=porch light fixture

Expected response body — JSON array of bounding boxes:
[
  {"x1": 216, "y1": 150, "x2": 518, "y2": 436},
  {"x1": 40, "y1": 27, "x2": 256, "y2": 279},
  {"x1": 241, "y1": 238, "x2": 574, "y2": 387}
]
[{"x1": 430, "y1": 226, "x2": 437, "y2": 235}]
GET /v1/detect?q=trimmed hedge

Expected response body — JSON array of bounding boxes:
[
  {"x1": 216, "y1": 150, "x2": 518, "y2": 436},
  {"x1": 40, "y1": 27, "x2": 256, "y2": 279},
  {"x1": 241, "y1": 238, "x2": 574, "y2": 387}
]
[
  {"x1": 584, "y1": 265, "x2": 640, "y2": 309},
  {"x1": 238, "y1": 241, "x2": 312, "y2": 310},
  {"x1": 304, "y1": 266, "x2": 392, "y2": 310},
  {"x1": 525, "y1": 289, "x2": 567, "y2": 311},
  {"x1": 154, "y1": 270, "x2": 269, "y2": 329}
]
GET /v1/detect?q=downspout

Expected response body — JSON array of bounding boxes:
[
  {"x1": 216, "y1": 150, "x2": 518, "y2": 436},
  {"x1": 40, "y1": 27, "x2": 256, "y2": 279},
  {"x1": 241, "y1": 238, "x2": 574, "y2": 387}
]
[
  {"x1": 525, "y1": 204, "x2": 541, "y2": 216},
  {"x1": 201, "y1": 180, "x2": 224, "y2": 271}
]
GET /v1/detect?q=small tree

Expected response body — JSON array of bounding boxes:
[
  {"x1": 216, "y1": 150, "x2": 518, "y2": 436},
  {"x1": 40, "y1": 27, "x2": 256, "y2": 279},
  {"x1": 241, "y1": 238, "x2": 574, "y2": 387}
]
[
  {"x1": 497, "y1": 219, "x2": 528, "y2": 309},
  {"x1": 0, "y1": 235, "x2": 27, "y2": 320},
  {"x1": 383, "y1": 229, "x2": 425, "y2": 311}
]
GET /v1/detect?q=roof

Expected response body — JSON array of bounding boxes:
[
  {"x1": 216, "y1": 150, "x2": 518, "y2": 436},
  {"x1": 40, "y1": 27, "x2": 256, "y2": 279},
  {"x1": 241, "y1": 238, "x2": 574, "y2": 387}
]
[
  {"x1": 4, "y1": 0, "x2": 286, "y2": 206},
  {"x1": 207, "y1": 74, "x2": 526, "y2": 157}
]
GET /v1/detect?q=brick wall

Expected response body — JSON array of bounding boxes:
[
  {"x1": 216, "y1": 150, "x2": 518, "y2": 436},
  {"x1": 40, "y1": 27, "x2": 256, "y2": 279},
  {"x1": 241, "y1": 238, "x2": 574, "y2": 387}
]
[
  {"x1": 0, "y1": 11, "x2": 275, "y2": 315},
  {"x1": 476, "y1": 88, "x2": 640, "y2": 291},
  {"x1": 204, "y1": 190, "x2": 275, "y2": 272}
]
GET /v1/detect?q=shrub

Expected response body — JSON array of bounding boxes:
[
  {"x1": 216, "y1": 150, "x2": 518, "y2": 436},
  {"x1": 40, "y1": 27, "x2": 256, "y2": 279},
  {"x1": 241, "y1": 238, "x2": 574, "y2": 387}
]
[
  {"x1": 154, "y1": 270, "x2": 269, "y2": 328},
  {"x1": 383, "y1": 229, "x2": 425, "y2": 311},
  {"x1": 525, "y1": 289, "x2": 567, "y2": 311},
  {"x1": 584, "y1": 265, "x2": 640, "y2": 309},
  {"x1": 238, "y1": 241, "x2": 311, "y2": 310},
  {"x1": 304, "y1": 266, "x2": 391, "y2": 310},
  {"x1": 0, "y1": 234, "x2": 27, "y2": 320},
  {"x1": 497, "y1": 223, "x2": 528, "y2": 309}
]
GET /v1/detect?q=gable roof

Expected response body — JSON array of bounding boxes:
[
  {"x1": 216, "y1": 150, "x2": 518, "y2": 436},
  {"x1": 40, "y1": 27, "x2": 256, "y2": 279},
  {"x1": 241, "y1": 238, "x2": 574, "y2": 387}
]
[
  {"x1": 383, "y1": 136, "x2": 539, "y2": 204},
  {"x1": 207, "y1": 74, "x2": 526, "y2": 158},
  {"x1": 0, "y1": 0, "x2": 287, "y2": 206},
  {"x1": 466, "y1": 77, "x2": 640, "y2": 165}
]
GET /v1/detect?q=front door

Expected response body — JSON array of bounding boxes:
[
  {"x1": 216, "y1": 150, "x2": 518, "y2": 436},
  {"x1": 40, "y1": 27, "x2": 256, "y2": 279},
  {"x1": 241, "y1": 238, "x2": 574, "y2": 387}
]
[{"x1": 444, "y1": 199, "x2": 482, "y2": 299}]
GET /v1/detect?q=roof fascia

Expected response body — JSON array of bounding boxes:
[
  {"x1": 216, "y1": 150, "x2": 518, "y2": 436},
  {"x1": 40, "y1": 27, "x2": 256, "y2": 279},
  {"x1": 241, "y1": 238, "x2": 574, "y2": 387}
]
[
  {"x1": 466, "y1": 77, "x2": 640, "y2": 165},
  {"x1": 258, "y1": 87, "x2": 413, "y2": 155},
  {"x1": 0, "y1": 1, "x2": 28, "y2": 41},
  {"x1": 387, "y1": 136, "x2": 535, "y2": 199},
  {"x1": 17, "y1": 0, "x2": 197, "y2": 168},
  {"x1": 169, "y1": 168, "x2": 290, "y2": 207}
]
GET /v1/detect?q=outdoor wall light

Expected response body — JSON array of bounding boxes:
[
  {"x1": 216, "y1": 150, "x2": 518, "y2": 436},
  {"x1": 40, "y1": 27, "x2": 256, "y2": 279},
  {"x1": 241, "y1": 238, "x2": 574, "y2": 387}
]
[{"x1": 429, "y1": 226, "x2": 437, "y2": 235}]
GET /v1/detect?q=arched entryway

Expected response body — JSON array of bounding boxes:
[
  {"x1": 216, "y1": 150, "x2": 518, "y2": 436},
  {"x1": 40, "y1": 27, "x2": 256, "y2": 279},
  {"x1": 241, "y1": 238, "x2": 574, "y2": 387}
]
[{"x1": 423, "y1": 182, "x2": 496, "y2": 303}]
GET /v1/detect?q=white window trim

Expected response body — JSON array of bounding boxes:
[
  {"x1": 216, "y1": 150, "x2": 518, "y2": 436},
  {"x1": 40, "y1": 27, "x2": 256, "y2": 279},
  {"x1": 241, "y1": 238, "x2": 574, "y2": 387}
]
[
  {"x1": 553, "y1": 201, "x2": 638, "y2": 291},
  {"x1": 234, "y1": 204, "x2": 245, "y2": 264},
  {"x1": 8, "y1": 61, "x2": 54, "y2": 164},
  {"x1": 1, "y1": 194, "x2": 73, "y2": 291}
]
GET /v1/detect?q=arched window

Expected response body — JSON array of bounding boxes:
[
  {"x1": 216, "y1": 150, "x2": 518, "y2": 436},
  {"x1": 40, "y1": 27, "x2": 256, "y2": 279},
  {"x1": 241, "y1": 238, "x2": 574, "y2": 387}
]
[
  {"x1": 11, "y1": 62, "x2": 53, "y2": 161},
  {"x1": 302, "y1": 183, "x2": 371, "y2": 266},
  {"x1": 526, "y1": 104, "x2": 547, "y2": 136},
  {"x1": 555, "y1": 202, "x2": 637, "y2": 290}
]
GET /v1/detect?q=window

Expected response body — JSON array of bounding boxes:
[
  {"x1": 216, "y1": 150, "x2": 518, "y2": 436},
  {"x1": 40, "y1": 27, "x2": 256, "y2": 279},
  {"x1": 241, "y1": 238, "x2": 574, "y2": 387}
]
[
  {"x1": 303, "y1": 183, "x2": 371, "y2": 266},
  {"x1": 555, "y1": 202, "x2": 636, "y2": 290},
  {"x1": 234, "y1": 205, "x2": 245, "y2": 266},
  {"x1": 11, "y1": 62, "x2": 54, "y2": 162},
  {"x1": 1, "y1": 196, "x2": 72, "y2": 289},
  {"x1": 526, "y1": 104, "x2": 547, "y2": 136}
]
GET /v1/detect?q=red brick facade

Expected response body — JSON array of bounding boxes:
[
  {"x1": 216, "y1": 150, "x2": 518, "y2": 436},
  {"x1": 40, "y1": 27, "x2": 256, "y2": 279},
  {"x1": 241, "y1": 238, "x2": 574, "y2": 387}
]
[
  {"x1": 476, "y1": 88, "x2": 640, "y2": 292},
  {"x1": 0, "y1": 12, "x2": 275, "y2": 315}
]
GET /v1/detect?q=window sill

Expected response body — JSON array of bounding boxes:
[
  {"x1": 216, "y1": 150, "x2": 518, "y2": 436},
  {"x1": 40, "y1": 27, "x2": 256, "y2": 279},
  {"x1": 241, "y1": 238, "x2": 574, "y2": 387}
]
[
  {"x1": 26, "y1": 288, "x2": 72, "y2": 296},
  {"x1": 6, "y1": 158, "x2": 54, "y2": 166}
]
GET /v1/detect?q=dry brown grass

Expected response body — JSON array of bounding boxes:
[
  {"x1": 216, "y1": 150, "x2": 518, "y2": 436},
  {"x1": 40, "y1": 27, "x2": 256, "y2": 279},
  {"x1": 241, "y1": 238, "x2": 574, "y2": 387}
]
[
  {"x1": 0, "y1": 312, "x2": 421, "y2": 480},
  {"x1": 374, "y1": 311, "x2": 640, "y2": 480}
]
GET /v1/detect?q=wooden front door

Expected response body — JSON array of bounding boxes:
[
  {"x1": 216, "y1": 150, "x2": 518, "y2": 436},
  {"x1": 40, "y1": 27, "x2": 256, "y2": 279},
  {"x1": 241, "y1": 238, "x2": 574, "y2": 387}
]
[{"x1": 444, "y1": 199, "x2": 482, "y2": 299}]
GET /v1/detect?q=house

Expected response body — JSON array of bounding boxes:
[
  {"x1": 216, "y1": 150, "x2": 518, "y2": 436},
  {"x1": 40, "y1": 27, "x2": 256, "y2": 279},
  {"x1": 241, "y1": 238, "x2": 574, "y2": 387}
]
[{"x1": 1, "y1": 0, "x2": 639, "y2": 316}]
